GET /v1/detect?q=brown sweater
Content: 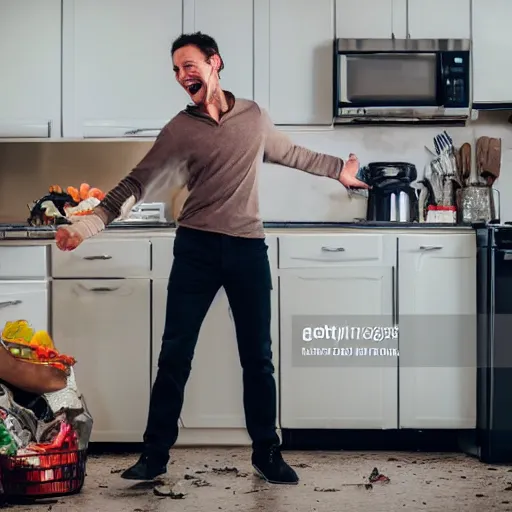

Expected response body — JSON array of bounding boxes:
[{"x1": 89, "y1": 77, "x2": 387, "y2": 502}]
[{"x1": 94, "y1": 91, "x2": 343, "y2": 238}]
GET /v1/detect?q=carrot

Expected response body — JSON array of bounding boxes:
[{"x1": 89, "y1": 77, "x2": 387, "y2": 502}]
[
  {"x1": 67, "y1": 186, "x2": 80, "y2": 203},
  {"x1": 79, "y1": 183, "x2": 90, "y2": 201},
  {"x1": 88, "y1": 187, "x2": 105, "y2": 201}
]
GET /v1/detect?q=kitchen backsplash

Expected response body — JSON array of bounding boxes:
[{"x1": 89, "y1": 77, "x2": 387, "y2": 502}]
[{"x1": 1, "y1": 110, "x2": 511, "y2": 224}]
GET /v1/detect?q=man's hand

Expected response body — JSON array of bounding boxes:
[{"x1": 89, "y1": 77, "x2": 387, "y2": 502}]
[
  {"x1": 55, "y1": 225, "x2": 84, "y2": 251},
  {"x1": 54, "y1": 214, "x2": 106, "y2": 251},
  {"x1": 339, "y1": 154, "x2": 369, "y2": 189}
]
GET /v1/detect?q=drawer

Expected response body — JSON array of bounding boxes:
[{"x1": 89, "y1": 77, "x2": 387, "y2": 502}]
[
  {"x1": 0, "y1": 246, "x2": 48, "y2": 278},
  {"x1": 51, "y1": 239, "x2": 151, "y2": 278},
  {"x1": 398, "y1": 233, "x2": 476, "y2": 258},
  {"x1": 278, "y1": 234, "x2": 384, "y2": 268}
]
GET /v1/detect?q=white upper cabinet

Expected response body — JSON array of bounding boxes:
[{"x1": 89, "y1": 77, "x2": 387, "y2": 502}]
[
  {"x1": 255, "y1": 0, "x2": 335, "y2": 125},
  {"x1": 0, "y1": 0, "x2": 61, "y2": 138},
  {"x1": 336, "y1": 0, "x2": 470, "y2": 40},
  {"x1": 407, "y1": 0, "x2": 470, "y2": 39},
  {"x1": 62, "y1": 0, "x2": 188, "y2": 138},
  {"x1": 472, "y1": 0, "x2": 512, "y2": 105},
  {"x1": 183, "y1": 0, "x2": 254, "y2": 101},
  {"x1": 336, "y1": 0, "x2": 406, "y2": 39}
]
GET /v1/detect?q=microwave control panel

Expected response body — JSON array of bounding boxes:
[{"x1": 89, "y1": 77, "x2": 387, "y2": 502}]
[{"x1": 441, "y1": 52, "x2": 470, "y2": 107}]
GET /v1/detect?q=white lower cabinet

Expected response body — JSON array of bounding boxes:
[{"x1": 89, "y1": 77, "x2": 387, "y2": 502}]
[
  {"x1": 152, "y1": 280, "x2": 247, "y2": 430},
  {"x1": 41, "y1": 228, "x2": 477, "y2": 445},
  {"x1": 397, "y1": 234, "x2": 477, "y2": 428},
  {"x1": 52, "y1": 279, "x2": 151, "y2": 442},
  {"x1": 0, "y1": 281, "x2": 49, "y2": 333},
  {"x1": 279, "y1": 266, "x2": 397, "y2": 429}
]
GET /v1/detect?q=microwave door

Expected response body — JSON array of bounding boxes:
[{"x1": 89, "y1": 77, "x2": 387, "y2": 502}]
[
  {"x1": 335, "y1": 54, "x2": 447, "y2": 125},
  {"x1": 338, "y1": 53, "x2": 438, "y2": 109}
]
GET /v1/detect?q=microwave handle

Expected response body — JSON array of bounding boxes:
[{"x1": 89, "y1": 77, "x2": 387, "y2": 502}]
[{"x1": 437, "y1": 53, "x2": 446, "y2": 105}]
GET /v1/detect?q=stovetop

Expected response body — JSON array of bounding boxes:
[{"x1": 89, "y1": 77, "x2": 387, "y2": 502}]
[
  {"x1": 0, "y1": 224, "x2": 57, "y2": 239},
  {"x1": 0, "y1": 221, "x2": 176, "y2": 239}
]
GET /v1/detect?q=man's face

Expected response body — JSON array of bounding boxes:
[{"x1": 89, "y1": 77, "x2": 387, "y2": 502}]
[{"x1": 172, "y1": 45, "x2": 220, "y2": 105}]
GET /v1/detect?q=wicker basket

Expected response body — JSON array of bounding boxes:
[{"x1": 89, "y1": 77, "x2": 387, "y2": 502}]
[{"x1": 0, "y1": 448, "x2": 86, "y2": 498}]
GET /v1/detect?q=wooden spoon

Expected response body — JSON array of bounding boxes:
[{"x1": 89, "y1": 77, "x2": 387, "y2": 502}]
[{"x1": 459, "y1": 143, "x2": 471, "y2": 186}]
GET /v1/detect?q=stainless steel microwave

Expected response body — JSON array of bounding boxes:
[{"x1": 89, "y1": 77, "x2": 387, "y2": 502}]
[{"x1": 334, "y1": 38, "x2": 472, "y2": 124}]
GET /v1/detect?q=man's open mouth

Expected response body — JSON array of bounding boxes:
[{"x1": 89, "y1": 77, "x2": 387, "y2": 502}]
[{"x1": 187, "y1": 82, "x2": 202, "y2": 95}]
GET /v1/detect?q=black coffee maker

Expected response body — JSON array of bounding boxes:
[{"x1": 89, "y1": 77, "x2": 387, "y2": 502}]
[{"x1": 360, "y1": 162, "x2": 419, "y2": 222}]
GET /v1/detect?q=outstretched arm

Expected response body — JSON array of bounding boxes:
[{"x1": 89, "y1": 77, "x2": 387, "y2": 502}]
[
  {"x1": 94, "y1": 122, "x2": 179, "y2": 225},
  {"x1": 261, "y1": 108, "x2": 368, "y2": 189},
  {"x1": 56, "y1": 122, "x2": 182, "y2": 250}
]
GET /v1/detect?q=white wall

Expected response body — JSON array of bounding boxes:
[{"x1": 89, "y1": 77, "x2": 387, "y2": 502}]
[{"x1": 259, "y1": 111, "x2": 512, "y2": 222}]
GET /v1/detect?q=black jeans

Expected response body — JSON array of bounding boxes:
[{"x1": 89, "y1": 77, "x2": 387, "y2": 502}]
[{"x1": 143, "y1": 226, "x2": 280, "y2": 458}]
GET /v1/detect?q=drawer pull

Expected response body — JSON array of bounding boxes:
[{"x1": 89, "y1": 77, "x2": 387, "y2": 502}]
[
  {"x1": 0, "y1": 300, "x2": 22, "y2": 309},
  {"x1": 419, "y1": 245, "x2": 443, "y2": 251},
  {"x1": 83, "y1": 255, "x2": 112, "y2": 260},
  {"x1": 321, "y1": 246, "x2": 345, "y2": 252},
  {"x1": 89, "y1": 287, "x2": 120, "y2": 292}
]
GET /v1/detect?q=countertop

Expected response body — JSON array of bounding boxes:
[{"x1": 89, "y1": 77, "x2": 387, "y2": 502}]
[{"x1": 0, "y1": 220, "x2": 475, "y2": 245}]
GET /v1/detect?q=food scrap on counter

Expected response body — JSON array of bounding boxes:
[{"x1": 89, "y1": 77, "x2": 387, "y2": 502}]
[
  {"x1": 27, "y1": 183, "x2": 106, "y2": 226},
  {"x1": 0, "y1": 320, "x2": 92, "y2": 499}
]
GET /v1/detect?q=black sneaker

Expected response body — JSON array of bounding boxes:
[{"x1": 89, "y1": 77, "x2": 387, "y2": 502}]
[
  {"x1": 120, "y1": 453, "x2": 168, "y2": 480},
  {"x1": 252, "y1": 445, "x2": 299, "y2": 484}
]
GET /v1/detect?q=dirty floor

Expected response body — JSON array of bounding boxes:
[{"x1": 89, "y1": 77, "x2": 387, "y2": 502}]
[{"x1": 3, "y1": 447, "x2": 512, "y2": 511}]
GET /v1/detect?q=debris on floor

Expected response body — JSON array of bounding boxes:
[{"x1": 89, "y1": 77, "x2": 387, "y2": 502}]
[
  {"x1": 5, "y1": 448, "x2": 512, "y2": 511},
  {"x1": 154, "y1": 480, "x2": 187, "y2": 499},
  {"x1": 368, "y1": 466, "x2": 391, "y2": 484}
]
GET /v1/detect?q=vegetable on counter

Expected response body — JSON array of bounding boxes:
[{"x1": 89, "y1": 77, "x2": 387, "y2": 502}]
[{"x1": 27, "y1": 183, "x2": 106, "y2": 226}]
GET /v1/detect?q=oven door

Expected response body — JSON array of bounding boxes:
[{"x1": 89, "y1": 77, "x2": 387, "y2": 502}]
[{"x1": 336, "y1": 52, "x2": 440, "y2": 112}]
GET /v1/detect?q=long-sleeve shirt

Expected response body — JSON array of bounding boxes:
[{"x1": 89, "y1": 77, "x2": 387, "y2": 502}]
[{"x1": 93, "y1": 91, "x2": 344, "y2": 238}]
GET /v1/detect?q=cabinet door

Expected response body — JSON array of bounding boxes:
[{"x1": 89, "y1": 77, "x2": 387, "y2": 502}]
[
  {"x1": 255, "y1": 0, "x2": 334, "y2": 125},
  {"x1": 0, "y1": 0, "x2": 61, "y2": 138},
  {"x1": 52, "y1": 279, "x2": 151, "y2": 442},
  {"x1": 472, "y1": 0, "x2": 512, "y2": 105},
  {"x1": 336, "y1": 0, "x2": 406, "y2": 39},
  {"x1": 398, "y1": 234, "x2": 477, "y2": 428},
  {"x1": 279, "y1": 267, "x2": 397, "y2": 429},
  {"x1": 183, "y1": 0, "x2": 254, "y2": 100},
  {"x1": 0, "y1": 281, "x2": 48, "y2": 333},
  {"x1": 62, "y1": 0, "x2": 187, "y2": 138},
  {"x1": 152, "y1": 281, "x2": 246, "y2": 429},
  {"x1": 407, "y1": 0, "x2": 470, "y2": 39}
]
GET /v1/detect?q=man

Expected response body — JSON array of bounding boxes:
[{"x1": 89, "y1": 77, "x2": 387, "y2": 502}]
[{"x1": 56, "y1": 32, "x2": 368, "y2": 485}]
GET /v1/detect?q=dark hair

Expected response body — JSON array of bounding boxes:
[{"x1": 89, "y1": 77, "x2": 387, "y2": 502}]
[{"x1": 171, "y1": 32, "x2": 224, "y2": 74}]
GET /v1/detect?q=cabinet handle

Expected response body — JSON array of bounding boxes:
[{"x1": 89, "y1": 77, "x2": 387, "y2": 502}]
[
  {"x1": 123, "y1": 128, "x2": 161, "y2": 136},
  {"x1": 89, "y1": 287, "x2": 120, "y2": 292},
  {"x1": 419, "y1": 245, "x2": 443, "y2": 251},
  {"x1": 0, "y1": 300, "x2": 22, "y2": 309},
  {"x1": 321, "y1": 246, "x2": 345, "y2": 252},
  {"x1": 83, "y1": 255, "x2": 112, "y2": 260}
]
